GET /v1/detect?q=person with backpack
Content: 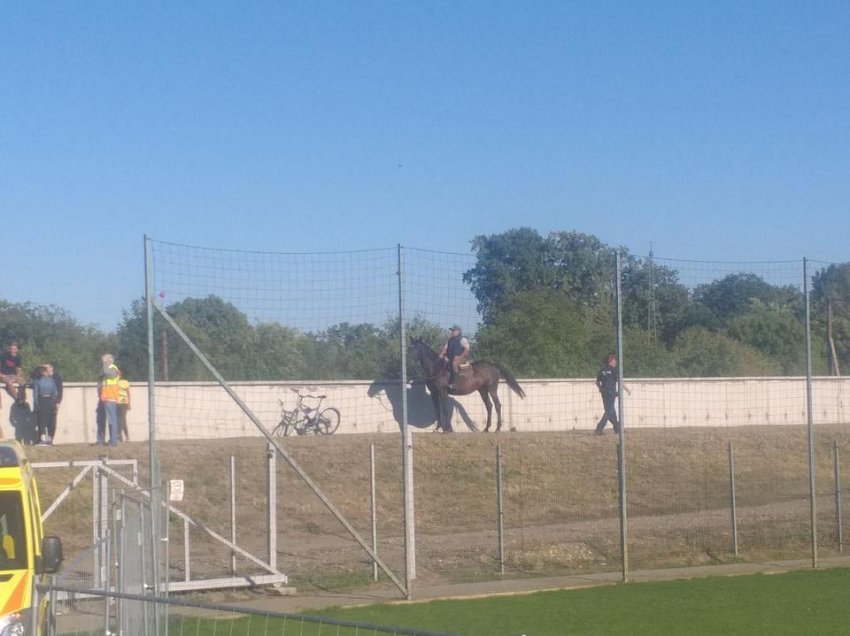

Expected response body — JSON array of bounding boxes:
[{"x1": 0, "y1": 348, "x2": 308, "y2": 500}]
[{"x1": 33, "y1": 363, "x2": 62, "y2": 445}]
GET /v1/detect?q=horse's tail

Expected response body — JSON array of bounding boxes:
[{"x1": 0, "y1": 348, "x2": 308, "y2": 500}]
[{"x1": 497, "y1": 365, "x2": 526, "y2": 399}]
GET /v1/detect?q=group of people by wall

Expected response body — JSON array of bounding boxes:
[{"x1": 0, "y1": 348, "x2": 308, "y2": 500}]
[
  {"x1": 0, "y1": 343, "x2": 130, "y2": 445},
  {"x1": 0, "y1": 329, "x2": 621, "y2": 443}
]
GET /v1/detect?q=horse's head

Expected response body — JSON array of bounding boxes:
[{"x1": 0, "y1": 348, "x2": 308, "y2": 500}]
[
  {"x1": 408, "y1": 337, "x2": 433, "y2": 357},
  {"x1": 408, "y1": 337, "x2": 440, "y2": 373}
]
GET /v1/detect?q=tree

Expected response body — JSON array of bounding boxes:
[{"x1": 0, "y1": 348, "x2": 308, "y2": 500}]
[
  {"x1": 117, "y1": 295, "x2": 256, "y2": 381},
  {"x1": 621, "y1": 326, "x2": 678, "y2": 377},
  {"x1": 463, "y1": 228, "x2": 555, "y2": 322},
  {"x1": 305, "y1": 322, "x2": 392, "y2": 380},
  {"x1": 693, "y1": 273, "x2": 799, "y2": 323},
  {"x1": 253, "y1": 322, "x2": 308, "y2": 380},
  {"x1": 115, "y1": 298, "x2": 156, "y2": 381},
  {"x1": 671, "y1": 327, "x2": 782, "y2": 376},
  {"x1": 726, "y1": 300, "x2": 807, "y2": 374},
  {"x1": 166, "y1": 296, "x2": 255, "y2": 379},
  {"x1": 464, "y1": 228, "x2": 624, "y2": 323},
  {"x1": 811, "y1": 263, "x2": 850, "y2": 374},
  {"x1": 0, "y1": 300, "x2": 113, "y2": 381},
  {"x1": 545, "y1": 231, "x2": 618, "y2": 307},
  {"x1": 474, "y1": 289, "x2": 606, "y2": 377},
  {"x1": 620, "y1": 257, "x2": 691, "y2": 345}
]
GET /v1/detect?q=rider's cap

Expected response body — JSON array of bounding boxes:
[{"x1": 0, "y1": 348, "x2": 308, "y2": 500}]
[{"x1": 450, "y1": 325, "x2": 461, "y2": 331}]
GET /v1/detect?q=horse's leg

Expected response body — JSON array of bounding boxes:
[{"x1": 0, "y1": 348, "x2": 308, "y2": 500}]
[
  {"x1": 478, "y1": 388, "x2": 493, "y2": 432},
  {"x1": 491, "y1": 387, "x2": 503, "y2": 431}
]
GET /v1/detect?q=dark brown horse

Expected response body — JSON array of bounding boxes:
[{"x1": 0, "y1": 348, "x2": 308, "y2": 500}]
[{"x1": 409, "y1": 337, "x2": 525, "y2": 432}]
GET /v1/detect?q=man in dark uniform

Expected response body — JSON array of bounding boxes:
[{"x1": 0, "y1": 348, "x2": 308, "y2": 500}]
[
  {"x1": 439, "y1": 325, "x2": 470, "y2": 390},
  {"x1": 595, "y1": 354, "x2": 621, "y2": 435}
]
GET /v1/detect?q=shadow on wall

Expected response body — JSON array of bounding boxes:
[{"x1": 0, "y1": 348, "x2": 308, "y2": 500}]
[{"x1": 366, "y1": 381, "x2": 478, "y2": 432}]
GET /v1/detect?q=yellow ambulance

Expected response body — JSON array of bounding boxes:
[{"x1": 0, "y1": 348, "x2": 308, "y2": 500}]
[{"x1": 0, "y1": 441, "x2": 62, "y2": 634}]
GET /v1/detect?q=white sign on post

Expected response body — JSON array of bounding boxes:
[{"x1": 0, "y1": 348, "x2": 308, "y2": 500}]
[{"x1": 169, "y1": 479, "x2": 184, "y2": 502}]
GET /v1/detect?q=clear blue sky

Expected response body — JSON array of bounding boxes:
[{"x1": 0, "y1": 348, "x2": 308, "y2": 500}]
[{"x1": 2, "y1": 2, "x2": 848, "y2": 331}]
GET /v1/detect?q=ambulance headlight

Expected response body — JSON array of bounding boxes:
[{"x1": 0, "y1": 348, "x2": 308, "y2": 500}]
[{"x1": 0, "y1": 608, "x2": 31, "y2": 635}]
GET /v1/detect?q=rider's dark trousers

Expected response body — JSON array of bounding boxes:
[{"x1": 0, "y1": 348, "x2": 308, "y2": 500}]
[{"x1": 595, "y1": 392, "x2": 620, "y2": 433}]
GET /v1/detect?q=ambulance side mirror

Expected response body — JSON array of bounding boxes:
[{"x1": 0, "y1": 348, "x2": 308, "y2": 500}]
[{"x1": 40, "y1": 536, "x2": 63, "y2": 574}]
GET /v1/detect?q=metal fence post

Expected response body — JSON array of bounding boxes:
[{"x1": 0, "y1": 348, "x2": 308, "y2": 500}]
[
  {"x1": 104, "y1": 527, "x2": 112, "y2": 636},
  {"x1": 728, "y1": 441, "x2": 739, "y2": 557},
  {"x1": 803, "y1": 257, "x2": 819, "y2": 569},
  {"x1": 835, "y1": 441, "x2": 843, "y2": 552},
  {"x1": 496, "y1": 445, "x2": 505, "y2": 575},
  {"x1": 398, "y1": 244, "x2": 415, "y2": 597},
  {"x1": 268, "y1": 444, "x2": 277, "y2": 572},
  {"x1": 615, "y1": 251, "x2": 629, "y2": 582},
  {"x1": 118, "y1": 495, "x2": 126, "y2": 630},
  {"x1": 92, "y1": 467, "x2": 99, "y2": 588},
  {"x1": 48, "y1": 579, "x2": 57, "y2": 636},
  {"x1": 230, "y1": 455, "x2": 237, "y2": 576},
  {"x1": 29, "y1": 580, "x2": 40, "y2": 635},
  {"x1": 371, "y1": 443, "x2": 379, "y2": 582},
  {"x1": 95, "y1": 465, "x2": 108, "y2": 589},
  {"x1": 183, "y1": 518, "x2": 191, "y2": 582}
]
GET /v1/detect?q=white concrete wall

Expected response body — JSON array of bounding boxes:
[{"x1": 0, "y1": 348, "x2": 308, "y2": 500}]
[{"x1": 10, "y1": 377, "x2": 850, "y2": 444}]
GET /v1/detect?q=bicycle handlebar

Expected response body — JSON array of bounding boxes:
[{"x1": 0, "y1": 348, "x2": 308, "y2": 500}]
[{"x1": 287, "y1": 388, "x2": 326, "y2": 399}]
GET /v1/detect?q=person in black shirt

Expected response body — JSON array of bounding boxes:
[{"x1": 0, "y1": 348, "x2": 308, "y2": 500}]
[
  {"x1": 0, "y1": 341, "x2": 24, "y2": 403},
  {"x1": 595, "y1": 354, "x2": 621, "y2": 435}
]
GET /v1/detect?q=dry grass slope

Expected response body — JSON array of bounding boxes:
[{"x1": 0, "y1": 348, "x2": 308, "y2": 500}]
[{"x1": 28, "y1": 424, "x2": 850, "y2": 590}]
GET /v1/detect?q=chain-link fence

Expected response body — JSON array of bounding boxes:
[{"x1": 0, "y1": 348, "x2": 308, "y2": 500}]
[
  {"x1": 133, "y1": 238, "x2": 850, "y2": 599},
  {"x1": 37, "y1": 581, "x2": 458, "y2": 635}
]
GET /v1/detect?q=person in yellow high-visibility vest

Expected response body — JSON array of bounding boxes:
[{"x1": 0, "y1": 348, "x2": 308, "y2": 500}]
[
  {"x1": 116, "y1": 370, "x2": 131, "y2": 441},
  {"x1": 99, "y1": 353, "x2": 121, "y2": 446}
]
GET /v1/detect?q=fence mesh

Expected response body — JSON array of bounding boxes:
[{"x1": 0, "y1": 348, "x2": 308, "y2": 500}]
[
  {"x1": 137, "y1": 237, "x2": 850, "y2": 594},
  {"x1": 40, "y1": 583, "x2": 457, "y2": 636}
]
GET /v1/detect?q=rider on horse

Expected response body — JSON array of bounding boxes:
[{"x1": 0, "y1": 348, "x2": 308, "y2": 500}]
[{"x1": 439, "y1": 325, "x2": 470, "y2": 389}]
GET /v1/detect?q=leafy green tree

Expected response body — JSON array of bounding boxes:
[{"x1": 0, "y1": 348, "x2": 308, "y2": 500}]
[
  {"x1": 253, "y1": 322, "x2": 308, "y2": 380},
  {"x1": 0, "y1": 300, "x2": 113, "y2": 380},
  {"x1": 115, "y1": 298, "x2": 157, "y2": 381},
  {"x1": 726, "y1": 300, "x2": 807, "y2": 374},
  {"x1": 671, "y1": 327, "x2": 782, "y2": 376},
  {"x1": 305, "y1": 322, "x2": 392, "y2": 380},
  {"x1": 620, "y1": 257, "x2": 691, "y2": 345},
  {"x1": 117, "y1": 295, "x2": 255, "y2": 381},
  {"x1": 165, "y1": 296, "x2": 255, "y2": 380},
  {"x1": 464, "y1": 228, "x2": 623, "y2": 321},
  {"x1": 546, "y1": 231, "x2": 617, "y2": 306},
  {"x1": 811, "y1": 263, "x2": 850, "y2": 374},
  {"x1": 463, "y1": 228, "x2": 555, "y2": 321},
  {"x1": 693, "y1": 273, "x2": 799, "y2": 323},
  {"x1": 621, "y1": 326, "x2": 678, "y2": 377},
  {"x1": 474, "y1": 289, "x2": 607, "y2": 377}
]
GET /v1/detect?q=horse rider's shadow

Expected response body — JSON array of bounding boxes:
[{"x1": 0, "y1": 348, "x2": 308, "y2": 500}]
[{"x1": 366, "y1": 380, "x2": 477, "y2": 432}]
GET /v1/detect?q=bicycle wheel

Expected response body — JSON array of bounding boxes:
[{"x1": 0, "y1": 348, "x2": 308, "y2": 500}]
[
  {"x1": 272, "y1": 418, "x2": 291, "y2": 437},
  {"x1": 317, "y1": 407, "x2": 341, "y2": 435}
]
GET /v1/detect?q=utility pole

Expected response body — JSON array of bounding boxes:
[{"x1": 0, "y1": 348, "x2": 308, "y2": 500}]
[{"x1": 161, "y1": 330, "x2": 169, "y2": 381}]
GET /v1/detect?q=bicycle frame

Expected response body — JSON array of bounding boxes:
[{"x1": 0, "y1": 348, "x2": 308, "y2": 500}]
[{"x1": 277, "y1": 390, "x2": 328, "y2": 436}]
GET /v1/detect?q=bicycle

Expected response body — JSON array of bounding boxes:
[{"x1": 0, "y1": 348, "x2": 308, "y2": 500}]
[{"x1": 272, "y1": 388, "x2": 341, "y2": 437}]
